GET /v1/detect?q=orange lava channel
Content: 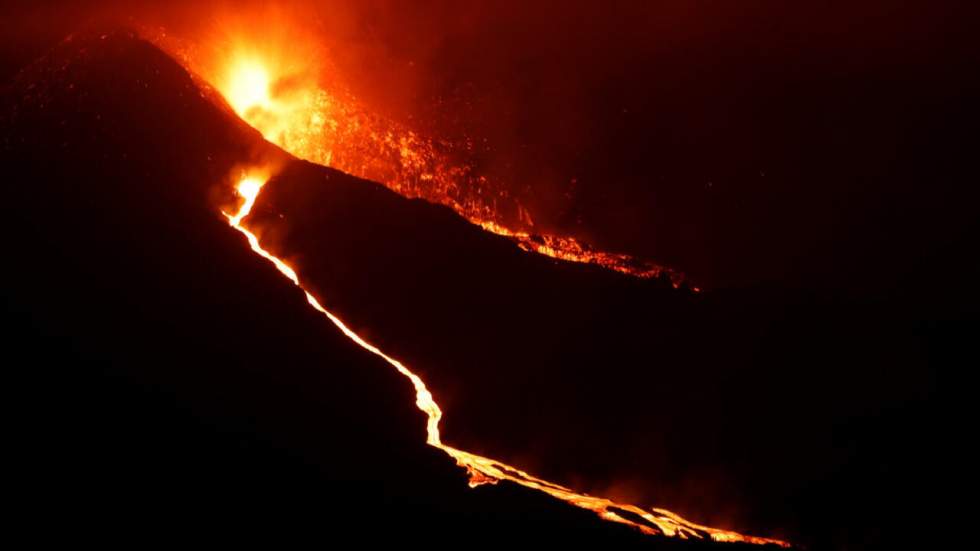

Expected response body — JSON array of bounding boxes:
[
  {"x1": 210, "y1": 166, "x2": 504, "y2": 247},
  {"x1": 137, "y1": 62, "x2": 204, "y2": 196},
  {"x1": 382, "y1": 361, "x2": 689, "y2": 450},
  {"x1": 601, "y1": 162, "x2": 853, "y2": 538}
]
[{"x1": 224, "y1": 175, "x2": 788, "y2": 547}]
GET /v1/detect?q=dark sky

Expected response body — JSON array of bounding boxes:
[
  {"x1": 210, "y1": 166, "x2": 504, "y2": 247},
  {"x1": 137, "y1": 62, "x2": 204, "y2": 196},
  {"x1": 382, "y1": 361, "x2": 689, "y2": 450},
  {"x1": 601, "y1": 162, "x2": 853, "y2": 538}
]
[{"x1": 2, "y1": 4, "x2": 975, "y2": 549}]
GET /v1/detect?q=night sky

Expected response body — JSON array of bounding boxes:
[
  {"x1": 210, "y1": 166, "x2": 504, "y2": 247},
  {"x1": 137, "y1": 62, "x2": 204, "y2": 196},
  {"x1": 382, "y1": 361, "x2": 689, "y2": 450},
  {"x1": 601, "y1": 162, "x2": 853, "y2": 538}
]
[{"x1": 2, "y1": 3, "x2": 974, "y2": 549}]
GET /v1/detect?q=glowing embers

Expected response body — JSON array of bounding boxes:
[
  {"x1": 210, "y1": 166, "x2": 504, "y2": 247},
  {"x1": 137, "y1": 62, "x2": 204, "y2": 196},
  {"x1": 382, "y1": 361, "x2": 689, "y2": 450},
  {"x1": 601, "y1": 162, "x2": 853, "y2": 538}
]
[
  {"x1": 223, "y1": 172, "x2": 786, "y2": 547},
  {"x1": 212, "y1": 53, "x2": 684, "y2": 285}
]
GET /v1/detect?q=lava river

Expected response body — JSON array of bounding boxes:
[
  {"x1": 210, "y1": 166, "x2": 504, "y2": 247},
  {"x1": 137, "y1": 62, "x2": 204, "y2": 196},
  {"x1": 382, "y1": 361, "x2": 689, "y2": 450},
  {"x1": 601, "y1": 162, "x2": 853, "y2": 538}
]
[{"x1": 224, "y1": 172, "x2": 785, "y2": 546}]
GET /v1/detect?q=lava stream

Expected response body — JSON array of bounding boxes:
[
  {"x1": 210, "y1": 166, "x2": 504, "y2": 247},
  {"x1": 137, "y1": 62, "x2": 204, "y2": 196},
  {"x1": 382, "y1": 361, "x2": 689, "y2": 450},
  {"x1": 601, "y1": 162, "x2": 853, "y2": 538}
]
[{"x1": 224, "y1": 174, "x2": 787, "y2": 547}]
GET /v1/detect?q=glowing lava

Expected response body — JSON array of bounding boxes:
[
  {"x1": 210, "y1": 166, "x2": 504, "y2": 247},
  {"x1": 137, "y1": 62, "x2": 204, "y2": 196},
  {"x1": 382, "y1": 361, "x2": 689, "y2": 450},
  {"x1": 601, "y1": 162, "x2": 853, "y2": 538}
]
[
  {"x1": 180, "y1": 35, "x2": 688, "y2": 286},
  {"x1": 225, "y1": 60, "x2": 271, "y2": 115},
  {"x1": 224, "y1": 174, "x2": 786, "y2": 546},
  {"x1": 195, "y1": 14, "x2": 769, "y2": 542}
]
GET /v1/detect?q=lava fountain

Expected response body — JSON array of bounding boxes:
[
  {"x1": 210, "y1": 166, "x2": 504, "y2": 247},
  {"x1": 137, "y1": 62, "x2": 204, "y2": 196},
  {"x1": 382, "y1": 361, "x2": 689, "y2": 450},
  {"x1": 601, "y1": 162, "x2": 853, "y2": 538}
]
[{"x1": 150, "y1": 19, "x2": 689, "y2": 287}]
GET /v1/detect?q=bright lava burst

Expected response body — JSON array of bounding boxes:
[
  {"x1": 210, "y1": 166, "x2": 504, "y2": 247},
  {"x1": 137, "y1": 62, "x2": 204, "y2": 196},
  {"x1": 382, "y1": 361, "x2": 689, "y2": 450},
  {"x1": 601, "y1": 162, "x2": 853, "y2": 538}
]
[
  {"x1": 204, "y1": 43, "x2": 688, "y2": 286},
  {"x1": 224, "y1": 174, "x2": 787, "y2": 547}
]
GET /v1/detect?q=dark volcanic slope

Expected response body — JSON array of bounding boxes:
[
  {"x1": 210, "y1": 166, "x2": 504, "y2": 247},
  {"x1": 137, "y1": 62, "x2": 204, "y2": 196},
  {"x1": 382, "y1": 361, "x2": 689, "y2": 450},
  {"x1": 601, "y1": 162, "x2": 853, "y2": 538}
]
[
  {"x1": 244, "y1": 158, "x2": 945, "y2": 546},
  {"x1": 240, "y1": 83, "x2": 958, "y2": 551},
  {"x1": 1, "y1": 29, "x2": 962, "y2": 550},
  {"x1": 0, "y1": 30, "x2": 746, "y2": 548}
]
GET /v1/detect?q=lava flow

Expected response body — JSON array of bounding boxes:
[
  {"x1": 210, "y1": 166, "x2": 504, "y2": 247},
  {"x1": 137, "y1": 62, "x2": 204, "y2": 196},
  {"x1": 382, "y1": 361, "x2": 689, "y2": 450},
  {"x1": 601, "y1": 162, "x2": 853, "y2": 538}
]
[
  {"x1": 200, "y1": 16, "x2": 772, "y2": 542},
  {"x1": 224, "y1": 173, "x2": 787, "y2": 547}
]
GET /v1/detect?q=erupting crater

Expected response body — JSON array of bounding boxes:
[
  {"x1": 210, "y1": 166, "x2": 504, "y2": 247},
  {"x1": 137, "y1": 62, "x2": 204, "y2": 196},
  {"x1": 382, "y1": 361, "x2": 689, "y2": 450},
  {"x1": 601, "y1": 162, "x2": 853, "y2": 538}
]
[{"x1": 156, "y1": 24, "x2": 691, "y2": 287}]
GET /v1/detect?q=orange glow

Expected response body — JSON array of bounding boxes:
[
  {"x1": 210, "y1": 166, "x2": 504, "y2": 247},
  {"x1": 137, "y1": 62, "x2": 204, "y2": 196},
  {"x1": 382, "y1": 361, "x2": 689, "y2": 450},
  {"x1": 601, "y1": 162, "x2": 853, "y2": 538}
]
[
  {"x1": 223, "y1": 174, "x2": 785, "y2": 546},
  {"x1": 225, "y1": 60, "x2": 271, "y2": 116},
  {"x1": 149, "y1": 21, "x2": 689, "y2": 286}
]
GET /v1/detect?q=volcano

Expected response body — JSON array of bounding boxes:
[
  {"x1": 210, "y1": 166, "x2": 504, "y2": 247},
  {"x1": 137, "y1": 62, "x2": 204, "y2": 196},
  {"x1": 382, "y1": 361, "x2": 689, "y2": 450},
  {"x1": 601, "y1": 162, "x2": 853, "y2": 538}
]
[
  {"x1": 2, "y1": 26, "x2": 965, "y2": 550},
  {"x1": 0, "y1": 29, "x2": 752, "y2": 548}
]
